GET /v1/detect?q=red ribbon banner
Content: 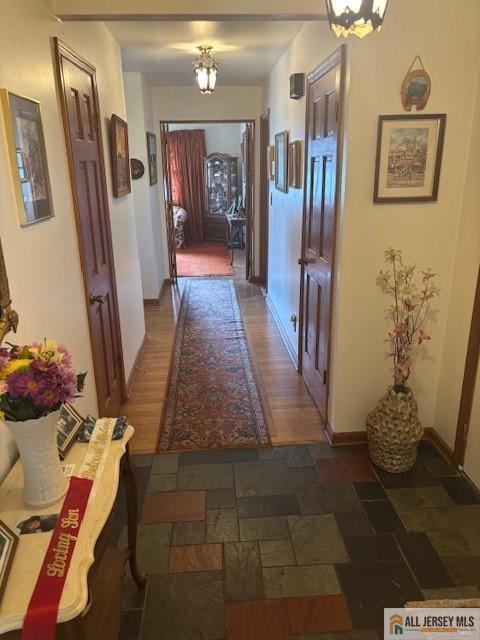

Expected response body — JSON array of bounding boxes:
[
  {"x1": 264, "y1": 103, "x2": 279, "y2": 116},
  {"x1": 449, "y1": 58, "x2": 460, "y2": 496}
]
[{"x1": 22, "y1": 476, "x2": 94, "y2": 640}]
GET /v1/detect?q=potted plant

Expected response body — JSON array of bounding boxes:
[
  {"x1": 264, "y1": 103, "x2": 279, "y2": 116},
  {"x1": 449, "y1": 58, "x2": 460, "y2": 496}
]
[
  {"x1": 0, "y1": 339, "x2": 86, "y2": 506},
  {"x1": 366, "y1": 248, "x2": 438, "y2": 472}
]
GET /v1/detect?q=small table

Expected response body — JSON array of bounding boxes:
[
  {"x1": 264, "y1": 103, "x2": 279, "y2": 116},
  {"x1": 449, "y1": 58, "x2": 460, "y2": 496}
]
[
  {"x1": 0, "y1": 426, "x2": 145, "y2": 639},
  {"x1": 224, "y1": 212, "x2": 247, "y2": 265}
]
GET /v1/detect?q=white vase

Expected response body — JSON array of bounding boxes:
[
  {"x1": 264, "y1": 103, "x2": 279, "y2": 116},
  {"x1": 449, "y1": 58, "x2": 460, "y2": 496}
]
[{"x1": 6, "y1": 410, "x2": 68, "y2": 507}]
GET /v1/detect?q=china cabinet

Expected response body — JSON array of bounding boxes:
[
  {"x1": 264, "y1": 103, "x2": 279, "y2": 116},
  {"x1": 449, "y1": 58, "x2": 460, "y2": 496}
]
[{"x1": 204, "y1": 153, "x2": 238, "y2": 241}]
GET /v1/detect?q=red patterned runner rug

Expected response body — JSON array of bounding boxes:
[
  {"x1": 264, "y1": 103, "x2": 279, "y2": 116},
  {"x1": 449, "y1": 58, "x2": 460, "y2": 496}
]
[{"x1": 157, "y1": 278, "x2": 270, "y2": 451}]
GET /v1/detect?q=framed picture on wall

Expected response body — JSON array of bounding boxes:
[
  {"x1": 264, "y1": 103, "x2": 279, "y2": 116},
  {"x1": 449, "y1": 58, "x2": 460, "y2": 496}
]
[
  {"x1": 110, "y1": 114, "x2": 131, "y2": 197},
  {"x1": 0, "y1": 90, "x2": 54, "y2": 226},
  {"x1": 146, "y1": 132, "x2": 158, "y2": 186},
  {"x1": 275, "y1": 131, "x2": 288, "y2": 193},
  {"x1": 373, "y1": 114, "x2": 446, "y2": 203},
  {"x1": 0, "y1": 520, "x2": 18, "y2": 603},
  {"x1": 267, "y1": 145, "x2": 275, "y2": 181},
  {"x1": 288, "y1": 141, "x2": 302, "y2": 189}
]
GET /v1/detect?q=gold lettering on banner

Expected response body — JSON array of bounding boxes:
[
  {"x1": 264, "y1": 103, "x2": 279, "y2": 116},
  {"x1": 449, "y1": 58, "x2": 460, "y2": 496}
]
[
  {"x1": 61, "y1": 509, "x2": 80, "y2": 529},
  {"x1": 79, "y1": 421, "x2": 113, "y2": 481},
  {"x1": 46, "y1": 533, "x2": 78, "y2": 577}
]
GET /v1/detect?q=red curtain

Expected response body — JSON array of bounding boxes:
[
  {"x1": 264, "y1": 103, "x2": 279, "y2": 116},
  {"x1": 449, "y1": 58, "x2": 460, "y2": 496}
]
[{"x1": 165, "y1": 129, "x2": 207, "y2": 243}]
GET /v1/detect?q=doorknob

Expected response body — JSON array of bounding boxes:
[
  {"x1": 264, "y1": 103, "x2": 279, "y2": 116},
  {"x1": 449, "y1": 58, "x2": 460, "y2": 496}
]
[
  {"x1": 89, "y1": 293, "x2": 105, "y2": 305},
  {"x1": 297, "y1": 257, "x2": 314, "y2": 266}
]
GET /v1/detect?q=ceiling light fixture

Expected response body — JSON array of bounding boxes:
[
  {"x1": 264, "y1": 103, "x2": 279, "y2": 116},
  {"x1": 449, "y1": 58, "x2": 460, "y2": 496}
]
[
  {"x1": 193, "y1": 46, "x2": 218, "y2": 95},
  {"x1": 325, "y1": 0, "x2": 389, "y2": 38}
]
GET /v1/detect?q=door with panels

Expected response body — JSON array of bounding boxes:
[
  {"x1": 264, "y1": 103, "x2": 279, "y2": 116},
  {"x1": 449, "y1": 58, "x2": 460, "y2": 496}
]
[{"x1": 299, "y1": 46, "x2": 345, "y2": 423}]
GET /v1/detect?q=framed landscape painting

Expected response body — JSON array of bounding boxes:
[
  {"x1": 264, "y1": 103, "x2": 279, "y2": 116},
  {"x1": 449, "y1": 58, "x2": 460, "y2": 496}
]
[
  {"x1": 146, "y1": 132, "x2": 158, "y2": 185},
  {"x1": 111, "y1": 114, "x2": 131, "y2": 197},
  {"x1": 0, "y1": 90, "x2": 54, "y2": 226},
  {"x1": 373, "y1": 114, "x2": 446, "y2": 203}
]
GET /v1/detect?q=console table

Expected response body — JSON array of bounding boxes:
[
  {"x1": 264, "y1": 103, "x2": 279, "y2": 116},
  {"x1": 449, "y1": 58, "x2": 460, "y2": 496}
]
[
  {"x1": 0, "y1": 426, "x2": 145, "y2": 639},
  {"x1": 224, "y1": 212, "x2": 247, "y2": 265}
]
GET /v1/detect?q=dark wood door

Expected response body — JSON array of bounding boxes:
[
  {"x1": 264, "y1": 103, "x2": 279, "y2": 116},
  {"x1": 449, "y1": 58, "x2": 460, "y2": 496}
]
[
  {"x1": 160, "y1": 123, "x2": 178, "y2": 283},
  {"x1": 299, "y1": 46, "x2": 345, "y2": 422},
  {"x1": 259, "y1": 110, "x2": 270, "y2": 287},
  {"x1": 243, "y1": 123, "x2": 254, "y2": 280},
  {"x1": 53, "y1": 38, "x2": 125, "y2": 417}
]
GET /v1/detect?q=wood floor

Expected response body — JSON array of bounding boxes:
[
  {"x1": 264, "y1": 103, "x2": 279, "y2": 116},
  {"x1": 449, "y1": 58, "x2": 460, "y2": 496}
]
[{"x1": 122, "y1": 251, "x2": 326, "y2": 454}]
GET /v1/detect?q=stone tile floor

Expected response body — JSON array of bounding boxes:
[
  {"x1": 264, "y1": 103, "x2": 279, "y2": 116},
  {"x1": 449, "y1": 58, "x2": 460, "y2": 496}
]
[{"x1": 112, "y1": 441, "x2": 480, "y2": 640}]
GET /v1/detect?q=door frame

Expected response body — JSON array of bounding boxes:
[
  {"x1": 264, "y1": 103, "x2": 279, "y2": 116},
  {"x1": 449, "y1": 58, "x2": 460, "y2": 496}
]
[
  {"x1": 259, "y1": 109, "x2": 270, "y2": 287},
  {"x1": 159, "y1": 123, "x2": 178, "y2": 284},
  {"x1": 453, "y1": 265, "x2": 480, "y2": 466},
  {"x1": 53, "y1": 37, "x2": 127, "y2": 409},
  {"x1": 297, "y1": 45, "x2": 347, "y2": 425},
  {"x1": 159, "y1": 119, "x2": 256, "y2": 280}
]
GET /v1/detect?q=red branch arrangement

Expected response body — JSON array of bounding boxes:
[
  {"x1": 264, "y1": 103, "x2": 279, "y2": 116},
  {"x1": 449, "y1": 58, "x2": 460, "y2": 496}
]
[{"x1": 377, "y1": 248, "x2": 438, "y2": 392}]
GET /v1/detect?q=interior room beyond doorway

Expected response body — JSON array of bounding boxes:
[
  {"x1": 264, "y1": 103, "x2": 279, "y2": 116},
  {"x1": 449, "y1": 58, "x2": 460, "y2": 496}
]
[{"x1": 163, "y1": 121, "x2": 251, "y2": 279}]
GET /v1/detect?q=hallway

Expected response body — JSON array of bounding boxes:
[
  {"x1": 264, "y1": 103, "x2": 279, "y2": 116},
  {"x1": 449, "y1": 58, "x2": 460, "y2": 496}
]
[{"x1": 122, "y1": 254, "x2": 327, "y2": 455}]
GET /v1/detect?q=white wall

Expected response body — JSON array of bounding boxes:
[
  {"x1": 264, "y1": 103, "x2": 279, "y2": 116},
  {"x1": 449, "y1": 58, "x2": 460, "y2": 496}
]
[
  {"x1": 124, "y1": 72, "x2": 168, "y2": 299},
  {"x1": 151, "y1": 85, "x2": 262, "y2": 273},
  {"x1": 0, "y1": 0, "x2": 145, "y2": 478},
  {"x1": 263, "y1": 1, "x2": 480, "y2": 444},
  {"x1": 169, "y1": 122, "x2": 243, "y2": 159}
]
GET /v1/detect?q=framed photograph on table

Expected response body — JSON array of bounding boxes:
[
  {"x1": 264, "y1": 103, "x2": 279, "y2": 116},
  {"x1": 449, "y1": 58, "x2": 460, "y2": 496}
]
[
  {"x1": 0, "y1": 90, "x2": 54, "y2": 226},
  {"x1": 373, "y1": 114, "x2": 446, "y2": 203},
  {"x1": 57, "y1": 402, "x2": 85, "y2": 458},
  {"x1": 146, "y1": 132, "x2": 158, "y2": 185},
  {"x1": 0, "y1": 520, "x2": 18, "y2": 603},
  {"x1": 275, "y1": 131, "x2": 288, "y2": 193},
  {"x1": 111, "y1": 114, "x2": 131, "y2": 197}
]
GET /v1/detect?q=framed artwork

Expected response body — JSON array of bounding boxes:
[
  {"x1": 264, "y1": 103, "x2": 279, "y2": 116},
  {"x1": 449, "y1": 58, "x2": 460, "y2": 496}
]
[
  {"x1": 57, "y1": 402, "x2": 84, "y2": 458},
  {"x1": 374, "y1": 114, "x2": 446, "y2": 203},
  {"x1": 267, "y1": 145, "x2": 275, "y2": 180},
  {"x1": 0, "y1": 520, "x2": 18, "y2": 602},
  {"x1": 111, "y1": 114, "x2": 131, "y2": 197},
  {"x1": 288, "y1": 141, "x2": 302, "y2": 189},
  {"x1": 130, "y1": 158, "x2": 145, "y2": 180},
  {"x1": 275, "y1": 131, "x2": 288, "y2": 193},
  {"x1": 0, "y1": 90, "x2": 54, "y2": 226},
  {"x1": 146, "y1": 132, "x2": 158, "y2": 186}
]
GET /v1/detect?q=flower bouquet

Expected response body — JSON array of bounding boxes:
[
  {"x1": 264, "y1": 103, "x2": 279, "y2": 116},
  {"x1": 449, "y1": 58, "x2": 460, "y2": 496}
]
[
  {"x1": 366, "y1": 249, "x2": 439, "y2": 473},
  {"x1": 0, "y1": 339, "x2": 86, "y2": 507}
]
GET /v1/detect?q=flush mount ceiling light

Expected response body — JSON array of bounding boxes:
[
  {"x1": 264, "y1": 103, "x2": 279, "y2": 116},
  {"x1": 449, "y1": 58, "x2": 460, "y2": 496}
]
[
  {"x1": 326, "y1": 0, "x2": 389, "y2": 38},
  {"x1": 193, "y1": 46, "x2": 218, "y2": 94}
]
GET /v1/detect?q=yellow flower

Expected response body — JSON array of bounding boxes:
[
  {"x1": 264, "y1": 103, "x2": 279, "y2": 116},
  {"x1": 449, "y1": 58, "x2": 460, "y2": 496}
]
[
  {"x1": 29, "y1": 339, "x2": 63, "y2": 363},
  {"x1": 0, "y1": 359, "x2": 32, "y2": 379},
  {"x1": 0, "y1": 410, "x2": 4, "y2": 421}
]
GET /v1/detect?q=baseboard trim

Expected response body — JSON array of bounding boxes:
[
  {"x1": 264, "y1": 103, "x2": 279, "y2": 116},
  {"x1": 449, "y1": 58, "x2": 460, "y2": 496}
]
[
  {"x1": 325, "y1": 423, "x2": 367, "y2": 446},
  {"x1": 144, "y1": 279, "x2": 171, "y2": 306},
  {"x1": 424, "y1": 426, "x2": 454, "y2": 463},
  {"x1": 324, "y1": 423, "x2": 454, "y2": 462},
  {"x1": 126, "y1": 334, "x2": 147, "y2": 398},
  {"x1": 265, "y1": 295, "x2": 298, "y2": 369}
]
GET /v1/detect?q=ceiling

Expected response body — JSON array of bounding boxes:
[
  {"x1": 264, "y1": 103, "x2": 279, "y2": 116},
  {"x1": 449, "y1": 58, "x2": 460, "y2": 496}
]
[{"x1": 106, "y1": 21, "x2": 306, "y2": 86}]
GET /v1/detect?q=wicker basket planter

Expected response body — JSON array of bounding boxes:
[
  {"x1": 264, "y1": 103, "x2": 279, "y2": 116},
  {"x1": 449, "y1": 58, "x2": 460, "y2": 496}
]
[{"x1": 366, "y1": 386, "x2": 423, "y2": 473}]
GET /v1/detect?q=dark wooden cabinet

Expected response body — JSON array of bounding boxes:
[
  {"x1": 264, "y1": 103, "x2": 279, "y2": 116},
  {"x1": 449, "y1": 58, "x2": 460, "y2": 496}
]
[{"x1": 204, "y1": 153, "x2": 238, "y2": 242}]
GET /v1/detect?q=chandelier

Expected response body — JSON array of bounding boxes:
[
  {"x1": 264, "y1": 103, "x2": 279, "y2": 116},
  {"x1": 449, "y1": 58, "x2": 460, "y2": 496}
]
[
  {"x1": 325, "y1": 0, "x2": 389, "y2": 38},
  {"x1": 193, "y1": 46, "x2": 218, "y2": 94}
]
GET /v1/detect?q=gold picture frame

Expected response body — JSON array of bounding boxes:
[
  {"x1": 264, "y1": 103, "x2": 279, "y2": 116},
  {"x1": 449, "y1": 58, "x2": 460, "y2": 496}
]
[
  {"x1": 0, "y1": 520, "x2": 18, "y2": 603},
  {"x1": 111, "y1": 114, "x2": 131, "y2": 198},
  {"x1": 275, "y1": 131, "x2": 288, "y2": 193},
  {"x1": 288, "y1": 141, "x2": 302, "y2": 189},
  {"x1": 0, "y1": 90, "x2": 54, "y2": 226}
]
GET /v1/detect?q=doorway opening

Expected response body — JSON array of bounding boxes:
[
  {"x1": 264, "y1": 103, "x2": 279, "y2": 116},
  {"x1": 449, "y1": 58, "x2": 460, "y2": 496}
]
[{"x1": 159, "y1": 120, "x2": 255, "y2": 281}]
